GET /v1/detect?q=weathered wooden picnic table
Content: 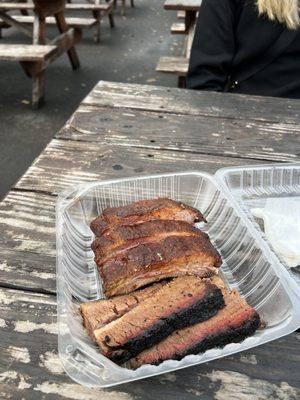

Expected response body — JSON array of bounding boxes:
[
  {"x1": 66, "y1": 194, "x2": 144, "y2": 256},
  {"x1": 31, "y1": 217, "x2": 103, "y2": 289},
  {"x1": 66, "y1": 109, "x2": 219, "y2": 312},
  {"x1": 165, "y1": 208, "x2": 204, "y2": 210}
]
[
  {"x1": 0, "y1": 81, "x2": 299, "y2": 399},
  {"x1": 0, "y1": 0, "x2": 81, "y2": 108},
  {"x1": 164, "y1": 0, "x2": 201, "y2": 31}
]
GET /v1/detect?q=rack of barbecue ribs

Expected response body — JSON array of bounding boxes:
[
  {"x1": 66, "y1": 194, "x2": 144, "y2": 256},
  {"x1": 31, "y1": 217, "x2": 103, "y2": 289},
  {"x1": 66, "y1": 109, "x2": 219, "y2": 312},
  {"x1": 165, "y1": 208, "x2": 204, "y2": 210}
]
[
  {"x1": 90, "y1": 198, "x2": 207, "y2": 236},
  {"x1": 91, "y1": 198, "x2": 221, "y2": 297}
]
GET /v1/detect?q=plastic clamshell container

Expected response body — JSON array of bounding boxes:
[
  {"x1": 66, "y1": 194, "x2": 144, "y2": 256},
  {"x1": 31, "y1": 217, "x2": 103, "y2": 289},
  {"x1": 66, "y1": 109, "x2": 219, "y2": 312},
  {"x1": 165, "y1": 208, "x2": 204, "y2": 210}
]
[
  {"x1": 216, "y1": 163, "x2": 300, "y2": 286},
  {"x1": 56, "y1": 169, "x2": 300, "y2": 388}
]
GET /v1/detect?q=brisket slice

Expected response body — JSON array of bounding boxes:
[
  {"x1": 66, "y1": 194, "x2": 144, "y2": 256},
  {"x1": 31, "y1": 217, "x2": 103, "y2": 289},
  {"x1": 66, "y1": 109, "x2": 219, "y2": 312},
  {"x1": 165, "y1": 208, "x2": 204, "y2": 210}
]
[
  {"x1": 94, "y1": 276, "x2": 224, "y2": 364},
  {"x1": 90, "y1": 198, "x2": 206, "y2": 236},
  {"x1": 96, "y1": 233, "x2": 222, "y2": 297},
  {"x1": 80, "y1": 282, "x2": 166, "y2": 340},
  {"x1": 92, "y1": 220, "x2": 204, "y2": 261},
  {"x1": 129, "y1": 287, "x2": 261, "y2": 369}
]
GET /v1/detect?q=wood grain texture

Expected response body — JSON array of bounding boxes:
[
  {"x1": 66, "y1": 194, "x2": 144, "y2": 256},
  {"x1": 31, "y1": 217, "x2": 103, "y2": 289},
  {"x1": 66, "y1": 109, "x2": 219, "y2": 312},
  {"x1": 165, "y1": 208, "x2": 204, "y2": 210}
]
[
  {"x1": 164, "y1": 0, "x2": 201, "y2": 11},
  {"x1": 0, "y1": 81, "x2": 300, "y2": 398},
  {"x1": 58, "y1": 105, "x2": 300, "y2": 162},
  {"x1": 0, "y1": 190, "x2": 56, "y2": 256},
  {"x1": 0, "y1": 189, "x2": 57, "y2": 292},
  {"x1": 0, "y1": 44, "x2": 56, "y2": 61},
  {"x1": 156, "y1": 56, "x2": 189, "y2": 75},
  {"x1": 0, "y1": 286, "x2": 299, "y2": 400},
  {"x1": 1, "y1": 15, "x2": 98, "y2": 28},
  {"x1": 0, "y1": 2, "x2": 112, "y2": 11},
  {"x1": 171, "y1": 21, "x2": 186, "y2": 34},
  {"x1": 0, "y1": 190, "x2": 56, "y2": 294},
  {"x1": 0, "y1": 247, "x2": 55, "y2": 294},
  {"x1": 15, "y1": 139, "x2": 267, "y2": 194},
  {"x1": 81, "y1": 81, "x2": 300, "y2": 124}
]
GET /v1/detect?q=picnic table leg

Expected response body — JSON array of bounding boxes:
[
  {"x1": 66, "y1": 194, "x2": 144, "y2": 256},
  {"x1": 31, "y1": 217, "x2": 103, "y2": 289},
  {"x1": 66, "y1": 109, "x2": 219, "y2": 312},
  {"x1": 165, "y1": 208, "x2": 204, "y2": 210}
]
[
  {"x1": 108, "y1": 11, "x2": 115, "y2": 28},
  {"x1": 54, "y1": 11, "x2": 80, "y2": 70},
  {"x1": 184, "y1": 10, "x2": 196, "y2": 32},
  {"x1": 106, "y1": 0, "x2": 115, "y2": 28},
  {"x1": 33, "y1": 14, "x2": 46, "y2": 45},
  {"x1": 92, "y1": 10, "x2": 101, "y2": 43},
  {"x1": 178, "y1": 76, "x2": 186, "y2": 88},
  {"x1": 130, "y1": 0, "x2": 134, "y2": 7},
  {"x1": 19, "y1": 0, "x2": 29, "y2": 16},
  {"x1": 121, "y1": 0, "x2": 125, "y2": 15},
  {"x1": 32, "y1": 15, "x2": 46, "y2": 108},
  {"x1": 93, "y1": 0, "x2": 101, "y2": 43},
  {"x1": 32, "y1": 69, "x2": 46, "y2": 108}
]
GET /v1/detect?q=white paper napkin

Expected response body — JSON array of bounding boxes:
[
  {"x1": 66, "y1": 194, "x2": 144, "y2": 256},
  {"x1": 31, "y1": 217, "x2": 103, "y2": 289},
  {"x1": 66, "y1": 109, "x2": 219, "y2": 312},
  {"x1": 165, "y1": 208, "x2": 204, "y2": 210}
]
[{"x1": 252, "y1": 198, "x2": 300, "y2": 268}]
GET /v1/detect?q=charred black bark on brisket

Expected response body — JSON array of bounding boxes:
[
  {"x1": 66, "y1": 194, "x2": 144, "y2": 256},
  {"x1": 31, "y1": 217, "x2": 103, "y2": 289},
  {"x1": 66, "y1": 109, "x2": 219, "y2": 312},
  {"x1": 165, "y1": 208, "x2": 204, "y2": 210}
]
[
  {"x1": 145, "y1": 313, "x2": 261, "y2": 366},
  {"x1": 95, "y1": 283, "x2": 225, "y2": 364}
]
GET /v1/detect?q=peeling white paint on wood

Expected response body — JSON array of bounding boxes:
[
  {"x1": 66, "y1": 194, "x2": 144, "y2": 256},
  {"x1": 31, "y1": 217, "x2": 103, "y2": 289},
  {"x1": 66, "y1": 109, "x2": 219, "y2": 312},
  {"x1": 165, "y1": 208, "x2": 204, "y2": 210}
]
[
  {"x1": 158, "y1": 372, "x2": 177, "y2": 384},
  {"x1": 15, "y1": 240, "x2": 55, "y2": 256},
  {"x1": 0, "y1": 318, "x2": 7, "y2": 327},
  {"x1": 0, "y1": 371, "x2": 31, "y2": 390},
  {"x1": 39, "y1": 352, "x2": 64, "y2": 375},
  {"x1": 239, "y1": 354, "x2": 257, "y2": 365},
  {"x1": 0, "y1": 371, "x2": 18, "y2": 382},
  {"x1": 0, "y1": 261, "x2": 55, "y2": 281},
  {"x1": 34, "y1": 382, "x2": 133, "y2": 399},
  {"x1": 0, "y1": 289, "x2": 56, "y2": 306},
  {"x1": 14, "y1": 320, "x2": 57, "y2": 335},
  {"x1": 206, "y1": 370, "x2": 300, "y2": 400},
  {"x1": 0, "y1": 216, "x2": 55, "y2": 234},
  {"x1": 8, "y1": 346, "x2": 31, "y2": 364},
  {"x1": 186, "y1": 388, "x2": 203, "y2": 397},
  {"x1": 30, "y1": 270, "x2": 56, "y2": 280},
  {"x1": 18, "y1": 375, "x2": 32, "y2": 390}
]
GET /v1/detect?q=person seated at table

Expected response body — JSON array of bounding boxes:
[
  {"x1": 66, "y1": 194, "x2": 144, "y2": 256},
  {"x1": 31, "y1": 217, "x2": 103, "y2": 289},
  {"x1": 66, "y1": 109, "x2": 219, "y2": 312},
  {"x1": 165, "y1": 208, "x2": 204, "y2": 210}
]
[{"x1": 187, "y1": 0, "x2": 300, "y2": 98}]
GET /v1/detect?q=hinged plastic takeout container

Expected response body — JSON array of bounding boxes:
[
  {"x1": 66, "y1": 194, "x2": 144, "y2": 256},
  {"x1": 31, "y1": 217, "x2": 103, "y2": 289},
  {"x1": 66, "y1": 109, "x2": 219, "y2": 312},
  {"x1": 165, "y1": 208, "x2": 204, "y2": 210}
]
[{"x1": 56, "y1": 164, "x2": 300, "y2": 388}]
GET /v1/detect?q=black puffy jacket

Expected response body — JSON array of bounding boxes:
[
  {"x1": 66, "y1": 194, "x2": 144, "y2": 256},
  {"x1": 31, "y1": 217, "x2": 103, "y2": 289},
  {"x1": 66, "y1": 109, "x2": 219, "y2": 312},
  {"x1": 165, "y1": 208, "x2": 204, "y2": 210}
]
[{"x1": 187, "y1": 0, "x2": 300, "y2": 98}]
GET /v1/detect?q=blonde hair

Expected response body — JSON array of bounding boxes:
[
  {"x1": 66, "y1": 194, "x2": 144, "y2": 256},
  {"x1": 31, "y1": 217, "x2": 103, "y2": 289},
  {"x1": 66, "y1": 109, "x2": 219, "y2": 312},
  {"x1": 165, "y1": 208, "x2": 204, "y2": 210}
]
[{"x1": 257, "y1": 0, "x2": 300, "y2": 29}]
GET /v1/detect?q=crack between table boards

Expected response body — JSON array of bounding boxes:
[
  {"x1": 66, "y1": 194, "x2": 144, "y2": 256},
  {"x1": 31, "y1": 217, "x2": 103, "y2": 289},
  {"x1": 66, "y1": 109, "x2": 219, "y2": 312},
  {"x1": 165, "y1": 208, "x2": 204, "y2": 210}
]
[
  {"x1": 0, "y1": 281, "x2": 56, "y2": 297},
  {"x1": 77, "y1": 102, "x2": 300, "y2": 127},
  {"x1": 52, "y1": 135, "x2": 291, "y2": 163},
  {"x1": 12, "y1": 187, "x2": 57, "y2": 197}
]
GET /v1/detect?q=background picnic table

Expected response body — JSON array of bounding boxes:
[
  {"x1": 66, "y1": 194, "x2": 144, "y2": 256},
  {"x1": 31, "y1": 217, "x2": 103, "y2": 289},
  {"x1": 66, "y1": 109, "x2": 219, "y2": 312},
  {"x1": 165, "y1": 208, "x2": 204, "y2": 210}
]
[{"x1": 0, "y1": 81, "x2": 299, "y2": 399}]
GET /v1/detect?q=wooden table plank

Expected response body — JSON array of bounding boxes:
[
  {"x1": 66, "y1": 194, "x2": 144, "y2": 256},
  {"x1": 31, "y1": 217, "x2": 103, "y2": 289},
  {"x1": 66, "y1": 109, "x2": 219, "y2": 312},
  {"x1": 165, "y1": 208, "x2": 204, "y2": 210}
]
[
  {"x1": 81, "y1": 82, "x2": 300, "y2": 124},
  {"x1": 0, "y1": 191, "x2": 56, "y2": 257},
  {"x1": 15, "y1": 139, "x2": 271, "y2": 195},
  {"x1": 57, "y1": 106, "x2": 300, "y2": 162},
  {"x1": 0, "y1": 44, "x2": 57, "y2": 62},
  {"x1": 164, "y1": 0, "x2": 201, "y2": 11},
  {"x1": 0, "y1": 248, "x2": 55, "y2": 294},
  {"x1": 0, "y1": 286, "x2": 299, "y2": 400},
  {"x1": 0, "y1": 3, "x2": 112, "y2": 11},
  {"x1": 0, "y1": 15, "x2": 98, "y2": 28}
]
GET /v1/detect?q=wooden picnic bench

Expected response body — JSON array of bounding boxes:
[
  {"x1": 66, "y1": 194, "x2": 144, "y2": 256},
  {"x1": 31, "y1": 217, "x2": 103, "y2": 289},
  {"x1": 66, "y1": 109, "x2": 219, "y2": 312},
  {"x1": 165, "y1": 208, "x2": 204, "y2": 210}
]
[
  {"x1": 0, "y1": 80, "x2": 299, "y2": 399},
  {"x1": 157, "y1": 0, "x2": 201, "y2": 86},
  {"x1": 0, "y1": 1, "x2": 115, "y2": 43},
  {"x1": 0, "y1": 0, "x2": 81, "y2": 108},
  {"x1": 66, "y1": 0, "x2": 115, "y2": 42}
]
